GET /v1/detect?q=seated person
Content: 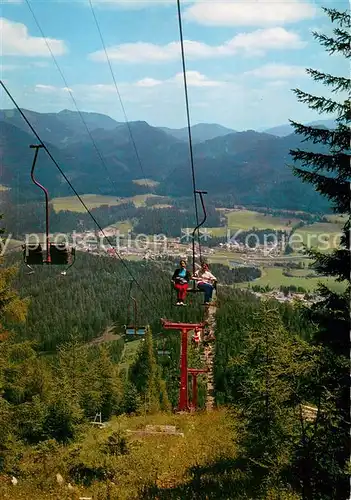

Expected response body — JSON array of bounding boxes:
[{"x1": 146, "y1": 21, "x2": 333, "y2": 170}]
[
  {"x1": 172, "y1": 259, "x2": 191, "y2": 306},
  {"x1": 192, "y1": 330, "x2": 201, "y2": 347},
  {"x1": 193, "y1": 262, "x2": 217, "y2": 305}
]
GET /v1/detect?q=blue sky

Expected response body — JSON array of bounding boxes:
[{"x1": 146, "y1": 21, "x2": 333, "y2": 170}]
[{"x1": 0, "y1": 0, "x2": 348, "y2": 130}]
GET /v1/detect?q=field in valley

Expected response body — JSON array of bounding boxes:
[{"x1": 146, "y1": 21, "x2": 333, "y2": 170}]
[
  {"x1": 132, "y1": 178, "x2": 160, "y2": 188},
  {"x1": 293, "y1": 222, "x2": 342, "y2": 251},
  {"x1": 238, "y1": 265, "x2": 346, "y2": 293},
  {"x1": 47, "y1": 196, "x2": 346, "y2": 293},
  {"x1": 225, "y1": 209, "x2": 301, "y2": 230},
  {"x1": 52, "y1": 193, "x2": 161, "y2": 212}
]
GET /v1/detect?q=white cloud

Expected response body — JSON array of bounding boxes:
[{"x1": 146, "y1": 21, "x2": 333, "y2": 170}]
[
  {"x1": 33, "y1": 71, "x2": 223, "y2": 105},
  {"x1": 135, "y1": 71, "x2": 224, "y2": 88},
  {"x1": 0, "y1": 64, "x2": 20, "y2": 72},
  {"x1": 0, "y1": 18, "x2": 67, "y2": 57},
  {"x1": 89, "y1": 28, "x2": 305, "y2": 63},
  {"x1": 89, "y1": 41, "x2": 180, "y2": 62},
  {"x1": 135, "y1": 78, "x2": 163, "y2": 87},
  {"x1": 244, "y1": 64, "x2": 307, "y2": 79},
  {"x1": 91, "y1": 0, "x2": 185, "y2": 9},
  {"x1": 0, "y1": 61, "x2": 50, "y2": 72},
  {"x1": 32, "y1": 61, "x2": 51, "y2": 68},
  {"x1": 225, "y1": 28, "x2": 306, "y2": 56},
  {"x1": 172, "y1": 71, "x2": 223, "y2": 87},
  {"x1": 35, "y1": 84, "x2": 72, "y2": 93},
  {"x1": 184, "y1": 0, "x2": 317, "y2": 27}
]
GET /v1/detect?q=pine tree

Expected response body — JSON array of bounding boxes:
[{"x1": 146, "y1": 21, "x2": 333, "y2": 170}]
[
  {"x1": 129, "y1": 328, "x2": 170, "y2": 414},
  {"x1": 233, "y1": 304, "x2": 318, "y2": 496},
  {"x1": 289, "y1": 8, "x2": 350, "y2": 499},
  {"x1": 0, "y1": 216, "x2": 30, "y2": 468}
]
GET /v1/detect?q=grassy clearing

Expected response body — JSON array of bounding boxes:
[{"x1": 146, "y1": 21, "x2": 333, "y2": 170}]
[
  {"x1": 52, "y1": 193, "x2": 160, "y2": 212},
  {"x1": 240, "y1": 266, "x2": 345, "y2": 292},
  {"x1": 131, "y1": 194, "x2": 159, "y2": 207},
  {"x1": 0, "y1": 410, "x2": 239, "y2": 500},
  {"x1": 208, "y1": 251, "x2": 236, "y2": 266},
  {"x1": 133, "y1": 178, "x2": 160, "y2": 188},
  {"x1": 293, "y1": 222, "x2": 342, "y2": 251},
  {"x1": 52, "y1": 194, "x2": 123, "y2": 212},
  {"x1": 324, "y1": 213, "x2": 347, "y2": 224},
  {"x1": 226, "y1": 210, "x2": 300, "y2": 231},
  {"x1": 104, "y1": 220, "x2": 133, "y2": 233},
  {"x1": 206, "y1": 227, "x2": 227, "y2": 237},
  {"x1": 152, "y1": 204, "x2": 173, "y2": 209},
  {"x1": 119, "y1": 338, "x2": 143, "y2": 373}
]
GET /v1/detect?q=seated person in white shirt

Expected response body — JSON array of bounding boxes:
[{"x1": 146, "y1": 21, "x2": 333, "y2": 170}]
[{"x1": 193, "y1": 262, "x2": 217, "y2": 305}]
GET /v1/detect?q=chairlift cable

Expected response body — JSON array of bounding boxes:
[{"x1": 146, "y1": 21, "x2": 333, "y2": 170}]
[
  {"x1": 24, "y1": 0, "x2": 131, "y2": 224},
  {"x1": 88, "y1": 0, "x2": 148, "y2": 185},
  {"x1": 176, "y1": 0, "x2": 203, "y2": 272},
  {"x1": 0, "y1": 80, "x2": 156, "y2": 310},
  {"x1": 88, "y1": 0, "x2": 159, "y2": 239}
]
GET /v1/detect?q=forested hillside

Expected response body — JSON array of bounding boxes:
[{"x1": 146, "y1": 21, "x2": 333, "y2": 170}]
[{"x1": 0, "y1": 251, "x2": 330, "y2": 499}]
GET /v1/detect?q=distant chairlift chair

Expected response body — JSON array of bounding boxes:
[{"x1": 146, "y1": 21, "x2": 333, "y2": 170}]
[
  {"x1": 22, "y1": 144, "x2": 75, "y2": 275},
  {"x1": 124, "y1": 292, "x2": 147, "y2": 339}
]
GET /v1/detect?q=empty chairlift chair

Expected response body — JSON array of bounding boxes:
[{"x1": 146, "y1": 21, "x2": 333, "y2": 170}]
[
  {"x1": 124, "y1": 288, "x2": 147, "y2": 339},
  {"x1": 23, "y1": 144, "x2": 76, "y2": 275}
]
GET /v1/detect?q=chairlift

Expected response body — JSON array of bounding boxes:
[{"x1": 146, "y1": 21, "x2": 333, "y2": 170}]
[
  {"x1": 124, "y1": 326, "x2": 146, "y2": 337},
  {"x1": 157, "y1": 334, "x2": 171, "y2": 357},
  {"x1": 23, "y1": 145, "x2": 75, "y2": 275},
  {"x1": 157, "y1": 349, "x2": 171, "y2": 356},
  {"x1": 170, "y1": 190, "x2": 208, "y2": 302},
  {"x1": 189, "y1": 190, "x2": 208, "y2": 292},
  {"x1": 124, "y1": 281, "x2": 147, "y2": 339}
]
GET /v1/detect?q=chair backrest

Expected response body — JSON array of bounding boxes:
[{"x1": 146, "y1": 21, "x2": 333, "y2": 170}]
[
  {"x1": 187, "y1": 279, "x2": 202, "y2": 293},
  {"x1": 24, "y1": 244, "x2": 43, "y2": 265},
  {"x1": 50, "y1": 244, "x2": 69, "y2": 265},
  {"x1": 125, "y1": 327, "x2": 146, "y2": 336}
]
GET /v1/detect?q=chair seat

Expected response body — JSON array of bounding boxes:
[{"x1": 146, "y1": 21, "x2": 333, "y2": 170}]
[
  {"x1": 125, "y1": 326, "x2": 146, "y2": 336},
  {"x1": 23, "y1": 244, "x2": 43, "y2": 265},
  {"x1": 50, "y1": 244, "x2": 69, "y2": 265},
  {"x1": 187, "y1": 279, "x2": 203, "y2": 293}
]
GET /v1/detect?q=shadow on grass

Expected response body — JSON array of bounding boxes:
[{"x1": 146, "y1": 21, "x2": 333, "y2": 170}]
[{"x1": 140, "y1": 457, "x2": 266, "y2": 499}]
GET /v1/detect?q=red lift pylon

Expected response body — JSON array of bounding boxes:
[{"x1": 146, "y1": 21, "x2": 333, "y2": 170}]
[
  {"x1": 188, "y1": 368, "x2": 208, "y2": 411},
  {"x1": 161, "y1": 319, "x2": 205, "y2": 412}
]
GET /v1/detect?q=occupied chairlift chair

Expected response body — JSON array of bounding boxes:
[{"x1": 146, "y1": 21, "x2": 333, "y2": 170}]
[
  {"x1": 171, "y1": 190, "x2": 209, "y2": 303},
  {"x1": 23, "y1": 145, "x2": 75, "y2": 275},
  {"x1": 189, "y1": 190, "x2": 208, "y2": 293}
]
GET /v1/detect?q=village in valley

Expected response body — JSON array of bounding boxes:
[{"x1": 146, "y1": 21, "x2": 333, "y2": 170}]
[{"x1": 23, "y1": 203, "x2": 341, "y2": 307}]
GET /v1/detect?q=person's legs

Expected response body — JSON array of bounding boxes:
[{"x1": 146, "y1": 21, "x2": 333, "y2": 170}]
[
  {"x1": 180, "y1": 283, "x2": 188, "y2": 302},
  {"x1": 198, "y1": 283, "x2": 213, "y2": 303},
  {"x1": 174, "y1": 283, "x2": 182, "y2": 302},
  {"x1": 204, "y1": 283, "x2": 213, "y2": 303}
]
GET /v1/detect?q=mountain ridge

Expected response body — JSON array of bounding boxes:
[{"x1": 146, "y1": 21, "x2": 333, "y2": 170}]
[
  {"x1": 0, "y1": 109, "x2": 331, "y2": 212},
  {"x1": 263, "y1": 119, "x2": 336, "y2": 137},
  {"x1": 160, "y1": 123, "x2": 236, "y2": 143}
]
